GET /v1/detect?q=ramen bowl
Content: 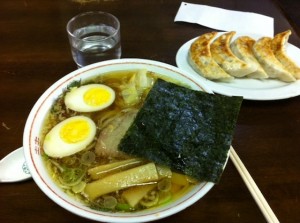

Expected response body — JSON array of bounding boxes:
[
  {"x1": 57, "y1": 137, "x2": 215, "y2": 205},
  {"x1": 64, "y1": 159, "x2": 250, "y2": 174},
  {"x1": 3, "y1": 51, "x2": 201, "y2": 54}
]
[{"x1": 23, "y1": 58, "x2": 215, "y2": 222}]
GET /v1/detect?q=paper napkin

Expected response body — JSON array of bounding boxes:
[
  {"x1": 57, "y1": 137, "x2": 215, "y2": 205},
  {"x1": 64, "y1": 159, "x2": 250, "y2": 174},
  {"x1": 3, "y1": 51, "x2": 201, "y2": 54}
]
[{"x1": 175, "y1": 2, "x2": 274, "y2": 37}]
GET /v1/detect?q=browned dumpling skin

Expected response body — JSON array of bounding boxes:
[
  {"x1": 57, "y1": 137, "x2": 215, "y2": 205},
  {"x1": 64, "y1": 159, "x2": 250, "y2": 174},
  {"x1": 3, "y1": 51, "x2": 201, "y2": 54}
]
[
  {"x1": 231, "y1": 36, "x2": 268, "y2": 79},
  {"x1": 188, "y1": 32, "x2": 233, "y2": 81},
  {"x1": 210, "y1": 31, "x2": 257, "y2": 77},
  {"x1": 253, "y1": 37, "x2": 296, "y2": 82},
  {"x1": 272, "y1": 30, "x2": 300, "y2": 79}
]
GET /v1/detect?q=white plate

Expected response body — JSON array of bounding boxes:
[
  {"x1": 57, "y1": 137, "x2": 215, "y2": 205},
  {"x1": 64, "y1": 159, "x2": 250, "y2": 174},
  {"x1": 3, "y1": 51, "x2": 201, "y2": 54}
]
[{"x1": 176, "y1": 32, "x2": 300, "y2": 100}]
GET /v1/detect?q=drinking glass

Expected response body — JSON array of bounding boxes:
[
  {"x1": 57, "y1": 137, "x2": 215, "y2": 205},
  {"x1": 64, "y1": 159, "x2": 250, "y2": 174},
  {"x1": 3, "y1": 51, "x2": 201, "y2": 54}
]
[{"x1": 66, "y1": 11, "x2": 121, "y2": 68}]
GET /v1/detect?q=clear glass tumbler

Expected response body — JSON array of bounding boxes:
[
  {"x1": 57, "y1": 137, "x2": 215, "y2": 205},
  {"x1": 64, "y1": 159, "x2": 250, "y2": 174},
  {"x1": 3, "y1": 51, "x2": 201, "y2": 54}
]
[{"x1": 66, "y1": 11, "x2": 121, "y2": 68}]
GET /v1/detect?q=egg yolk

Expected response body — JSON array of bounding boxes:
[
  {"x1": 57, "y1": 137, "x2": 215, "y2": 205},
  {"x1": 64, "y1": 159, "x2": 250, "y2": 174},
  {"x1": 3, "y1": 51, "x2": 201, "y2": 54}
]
[
  {"x1": 83, "y1": 87, "x2": 112, "y2": 107},
  {"x1": 59, "y1": 120, "x2": 90, "y2": 143}
]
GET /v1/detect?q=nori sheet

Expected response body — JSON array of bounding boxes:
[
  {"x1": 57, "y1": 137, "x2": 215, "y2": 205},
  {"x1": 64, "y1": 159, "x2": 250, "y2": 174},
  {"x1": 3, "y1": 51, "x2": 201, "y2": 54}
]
[{"x1": 118, "y1": 79, "x2": 243, "y2": 183}]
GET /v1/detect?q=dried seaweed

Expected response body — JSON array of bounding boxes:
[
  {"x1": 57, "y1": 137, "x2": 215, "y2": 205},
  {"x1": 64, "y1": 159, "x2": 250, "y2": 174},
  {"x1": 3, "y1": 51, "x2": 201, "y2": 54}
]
[{"x1": 119, "y1": 79, "x2": 243, "y2": 183}]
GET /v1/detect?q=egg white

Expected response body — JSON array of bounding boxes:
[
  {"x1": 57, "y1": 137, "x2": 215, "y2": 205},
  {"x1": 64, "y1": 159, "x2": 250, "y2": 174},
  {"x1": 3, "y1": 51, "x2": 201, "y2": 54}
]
[
  {"x1": 43, "y1": 116, "x2": 96, "y2": 158},
  {"x1": 64, "y1": 84, "x2": 115, "y2": 112}
]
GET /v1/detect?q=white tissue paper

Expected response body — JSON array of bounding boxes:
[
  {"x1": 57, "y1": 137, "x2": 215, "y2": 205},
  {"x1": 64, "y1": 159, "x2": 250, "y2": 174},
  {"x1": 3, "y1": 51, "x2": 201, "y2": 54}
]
[{"x1": 175, "y1": 2, "x2": 274, "y2": 37}]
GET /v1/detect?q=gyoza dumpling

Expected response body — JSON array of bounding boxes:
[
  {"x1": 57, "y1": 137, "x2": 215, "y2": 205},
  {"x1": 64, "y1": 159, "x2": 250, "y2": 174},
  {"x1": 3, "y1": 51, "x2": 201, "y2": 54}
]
[
  {"x1": 271, "y1": 30, "x2": 300, "y2": 79},
  {"x1": 253, "y1": 37, "x2": 296, "y2": 82},
  {"x1": 231, "y1": 36, "x2": 268, "y2": 79},
  {"x1": 210, "y1": 31, "x2": 257, "y2": 77},
  {"x1": 188, "y1": 32, "x2": 233, "y2": 81}
]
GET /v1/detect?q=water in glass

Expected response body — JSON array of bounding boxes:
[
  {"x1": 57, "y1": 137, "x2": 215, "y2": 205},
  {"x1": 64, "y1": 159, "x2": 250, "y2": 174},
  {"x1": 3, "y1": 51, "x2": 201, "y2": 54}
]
[{"x1": 71, "y1": 24, "x2": 121, "y2": 67}]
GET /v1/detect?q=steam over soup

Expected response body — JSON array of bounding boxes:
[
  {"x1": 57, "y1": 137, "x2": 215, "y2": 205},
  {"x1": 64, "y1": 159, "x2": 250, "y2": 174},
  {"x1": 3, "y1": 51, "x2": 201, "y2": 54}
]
[{"x1": 41, "y1": 69, "x2": 198, "y2": 212}]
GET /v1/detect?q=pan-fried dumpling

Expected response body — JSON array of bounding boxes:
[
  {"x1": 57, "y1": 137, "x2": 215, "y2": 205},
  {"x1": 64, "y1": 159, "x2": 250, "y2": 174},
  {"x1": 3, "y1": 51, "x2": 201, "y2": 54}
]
[
  {"x1": 188, "y1": 32, "x2": 233, "y2": 81},
  {"x1": 253, "y1": 37, "x2": 296, "y2": 82},
  {"x1": 231, "y1": 36, "x2": 268, "y2": 79},
  {"x1": 271, "y1": 30, "x2": 300, "y2": 79},
  {"x1": 210, "y1": 31, "x2": 257, "y2": 77}
]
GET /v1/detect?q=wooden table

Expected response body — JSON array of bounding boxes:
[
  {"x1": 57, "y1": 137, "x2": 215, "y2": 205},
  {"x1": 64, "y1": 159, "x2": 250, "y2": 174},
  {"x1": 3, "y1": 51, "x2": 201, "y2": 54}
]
[{"x1": 0, "y1": 0, "x2": 299, "y2": 222}]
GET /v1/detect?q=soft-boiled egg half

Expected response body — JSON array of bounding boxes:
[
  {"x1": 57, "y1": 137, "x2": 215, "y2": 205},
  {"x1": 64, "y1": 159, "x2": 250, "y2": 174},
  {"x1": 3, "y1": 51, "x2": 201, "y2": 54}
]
[
  {"x1": 64, "y1": 84, "x2": 115, "y2": 112},
  {"x1": 43, "y1": 116, "x2": 97, "y2": 158}
]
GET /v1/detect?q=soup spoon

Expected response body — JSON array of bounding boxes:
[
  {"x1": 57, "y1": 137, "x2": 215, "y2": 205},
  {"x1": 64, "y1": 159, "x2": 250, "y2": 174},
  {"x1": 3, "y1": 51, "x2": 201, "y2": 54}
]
[{"x1": 0, "y1": 147, "x2": 32, "y2": 183}]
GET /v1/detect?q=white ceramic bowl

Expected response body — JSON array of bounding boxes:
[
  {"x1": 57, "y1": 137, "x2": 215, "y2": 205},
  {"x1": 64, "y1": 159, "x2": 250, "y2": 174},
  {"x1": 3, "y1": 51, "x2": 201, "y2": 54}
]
[{"x1": 23, "y1": 59, "x2": 214, "y2": 222}]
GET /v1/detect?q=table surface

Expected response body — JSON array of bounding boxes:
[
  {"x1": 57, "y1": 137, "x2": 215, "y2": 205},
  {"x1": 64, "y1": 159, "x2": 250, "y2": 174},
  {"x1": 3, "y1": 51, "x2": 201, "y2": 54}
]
[{"x1": 0, "y1": 0, "x2": 300, "y2": 222}]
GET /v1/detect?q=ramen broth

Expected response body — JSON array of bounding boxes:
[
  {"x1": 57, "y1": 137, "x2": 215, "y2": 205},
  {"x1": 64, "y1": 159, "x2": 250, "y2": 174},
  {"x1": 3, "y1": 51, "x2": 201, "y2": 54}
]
[{"x1": 41, "y1": 70, "x2": 198, "y2": 212}]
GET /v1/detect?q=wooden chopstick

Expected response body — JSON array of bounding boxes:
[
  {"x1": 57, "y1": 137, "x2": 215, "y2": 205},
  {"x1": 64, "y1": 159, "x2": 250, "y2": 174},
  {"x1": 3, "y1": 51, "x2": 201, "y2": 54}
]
[{"x1": 229, "y1": 146, "x2": 280, "y2": 223}]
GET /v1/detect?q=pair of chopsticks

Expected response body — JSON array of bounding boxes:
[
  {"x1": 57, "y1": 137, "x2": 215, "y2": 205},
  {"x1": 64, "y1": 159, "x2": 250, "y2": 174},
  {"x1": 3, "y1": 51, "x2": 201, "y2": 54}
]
[{"x1": 229, "y1": 146, "x2": 280, "y2": 223}]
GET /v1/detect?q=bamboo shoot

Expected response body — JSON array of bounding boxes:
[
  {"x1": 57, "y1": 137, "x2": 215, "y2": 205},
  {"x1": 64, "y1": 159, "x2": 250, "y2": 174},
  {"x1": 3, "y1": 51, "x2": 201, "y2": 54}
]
[
  {"x1": 88, "y1": 158, "x2": 144, "y2": 180},
  {"x1": 85, "y1": 163, "x2": 159, "y2": 200},
  {"x1": 122, "y1": 183, "x2": 157, "y2": 207}
]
